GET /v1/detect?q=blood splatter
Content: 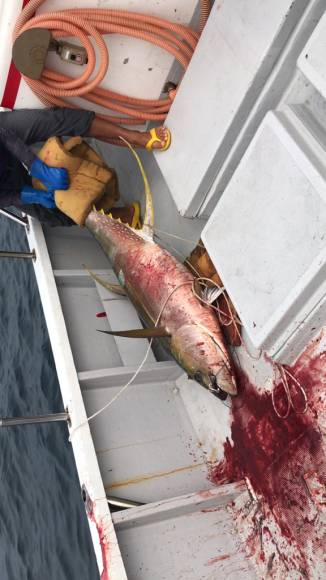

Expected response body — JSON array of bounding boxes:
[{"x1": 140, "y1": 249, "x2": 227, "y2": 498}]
[
  {"x1": 209, "y1": 339, "x2": 326, "y2": 575},
  {"x1": 86, "y1": 493, "x2": 110, "y2": 580},
  {"x1": 96, "y1": 522, "x2": 110, "y2": 580},
  {"x1": 206, "y1": 554, "x2": 230, "y2": 566}
]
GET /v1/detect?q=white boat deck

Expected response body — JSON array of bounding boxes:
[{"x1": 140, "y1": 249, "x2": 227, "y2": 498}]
[{"x1": 24, "y1": 217, "x2": 255, "y2": 579}]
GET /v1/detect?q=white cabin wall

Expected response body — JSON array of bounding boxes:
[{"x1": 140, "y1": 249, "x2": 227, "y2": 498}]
[
  {"x1": 200, "y1": 0, "x2": 326, "y2": 218},
  {"x1": 200, "y1": 5, "x2": 326, "y2": 366},
  {"x1": 151, "y1": 0, "x2": 326, "y2": 219}
]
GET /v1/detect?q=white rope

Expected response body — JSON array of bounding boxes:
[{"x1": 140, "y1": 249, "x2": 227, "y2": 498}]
[
  {"x1": 69, "y1": 281, "x2": 192, "y2": 440},
  {"x1": 154, "y1": 228, "x2": 204, "y2": 247},
  {"x1": 271, "y1": 363, "x2": 308, "y2": 419}
]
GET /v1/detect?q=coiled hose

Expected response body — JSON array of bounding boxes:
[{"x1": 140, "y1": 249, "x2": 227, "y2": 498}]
[{"x1": 13, "y1": 0, "x2": 211, "y2": 128}]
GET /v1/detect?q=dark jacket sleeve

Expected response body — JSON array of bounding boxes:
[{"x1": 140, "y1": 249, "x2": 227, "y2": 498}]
[
  {"x1": 0, "y1": 108, "x2": 95, "y2": 144},
  {"x1": 0, "y1": 127, "x2": 35, "y2": 170},
  {"x1": 18, "y1": 204, "x2": 75, "y2": 227}
]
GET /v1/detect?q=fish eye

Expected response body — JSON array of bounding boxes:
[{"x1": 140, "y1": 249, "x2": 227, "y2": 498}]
[{"x1": 193, "y1": 371, "x2": 204, "y2": 384}]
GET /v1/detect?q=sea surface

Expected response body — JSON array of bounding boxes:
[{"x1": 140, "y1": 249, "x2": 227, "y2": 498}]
[{"x1": 0, "y1": 215, "x2": 99, "y2": 580}]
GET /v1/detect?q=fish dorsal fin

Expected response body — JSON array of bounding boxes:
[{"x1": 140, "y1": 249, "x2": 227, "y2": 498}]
[
  {"x1": 84, "y1": 266, "x2": 126, "y2": 296},
  {"x1": 119, "y1": 136, "x2": 154, "y2": 238},
  {"x1": 97, "y1": 327, "x2": 170, "y2": 339}
]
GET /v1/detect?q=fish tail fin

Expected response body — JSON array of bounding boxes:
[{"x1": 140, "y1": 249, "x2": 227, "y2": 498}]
[{"x1": 119, "y1": 136, "x2": 154, "y2": 237}]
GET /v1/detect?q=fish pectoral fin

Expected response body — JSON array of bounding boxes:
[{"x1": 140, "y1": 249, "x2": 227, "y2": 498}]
[
  {"x1": 97, "y1": 327, "x2": 170, "y2": 339},
  {"x1": 84, "y1": 266, "x2": 126, "y2": 296}
]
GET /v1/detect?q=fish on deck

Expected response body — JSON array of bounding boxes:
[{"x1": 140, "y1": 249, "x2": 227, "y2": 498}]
[{"x1": 85, "y1": 142, "x2": 237, "y2": 400}]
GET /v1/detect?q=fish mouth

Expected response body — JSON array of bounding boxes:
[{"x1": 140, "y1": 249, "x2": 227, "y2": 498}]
[
  {"x1": 211, "y1": 365, "x2": 238, "y2": 398},
  {"x1": 193, "y1": 365, "x2": 237, "y2": 400},
  {"x1": 208, "y1": 382, "x2": 229, "y2": 401},
  {"x1": 210, "y1": 365, "x2": 237, "y2": 398}
]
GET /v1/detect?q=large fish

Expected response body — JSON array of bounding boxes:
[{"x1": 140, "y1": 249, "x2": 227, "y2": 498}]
[{"x1": 85, "y1": 144, "x2": 237, "y2": 400}]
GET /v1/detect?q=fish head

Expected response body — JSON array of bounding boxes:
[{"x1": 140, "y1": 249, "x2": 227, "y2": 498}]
[{"x1": 170, "y1": 324, "x2": 237, "y2": 400}]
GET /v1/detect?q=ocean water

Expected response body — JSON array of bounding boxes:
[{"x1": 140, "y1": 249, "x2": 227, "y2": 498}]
[{"x1": 0, "y1": 215, "x2": 99, "y2": 580}]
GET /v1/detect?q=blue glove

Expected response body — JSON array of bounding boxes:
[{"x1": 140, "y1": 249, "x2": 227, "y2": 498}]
[
  {"x1": 29, "y1": 158, "x2": 69, "y2": 191},
  {"x1": 21, "y1": 185, "x2": 56, "y2": 209}
]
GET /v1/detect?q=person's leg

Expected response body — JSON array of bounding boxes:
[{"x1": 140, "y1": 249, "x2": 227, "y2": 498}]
[{"x1": 87, "y1": 116, "x2": 170, "y2": 150}]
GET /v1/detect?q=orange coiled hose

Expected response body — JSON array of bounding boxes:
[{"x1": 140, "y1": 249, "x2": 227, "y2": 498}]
[
  {"x1": 199, "y1": 0, "x2": 211, "y2": 33},
  {"x1": 13, "y1": 0, "x2": 211, "y2": 126}
]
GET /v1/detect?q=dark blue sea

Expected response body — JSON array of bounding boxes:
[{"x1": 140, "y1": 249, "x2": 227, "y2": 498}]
[{"x1": 0, "y1": 215, "x2": 99, "y2": 580}]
